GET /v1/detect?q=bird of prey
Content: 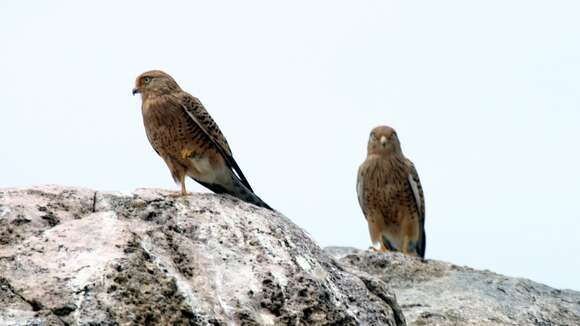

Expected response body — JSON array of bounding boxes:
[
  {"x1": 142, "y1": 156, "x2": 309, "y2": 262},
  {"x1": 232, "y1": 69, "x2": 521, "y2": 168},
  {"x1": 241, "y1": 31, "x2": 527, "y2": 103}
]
[
  {"x1": 133, "y1": 70, "x2": 271, "y2": 210},
  {"x1": 356, "y1": 126, "x2": 426, "y2": 258}
]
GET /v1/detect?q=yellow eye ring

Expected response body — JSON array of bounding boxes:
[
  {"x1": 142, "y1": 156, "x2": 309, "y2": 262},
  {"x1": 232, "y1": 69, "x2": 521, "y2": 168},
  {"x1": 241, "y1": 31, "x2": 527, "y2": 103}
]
[{"x1": 143, "y1": 77, "x2": 152, "y2": 84}]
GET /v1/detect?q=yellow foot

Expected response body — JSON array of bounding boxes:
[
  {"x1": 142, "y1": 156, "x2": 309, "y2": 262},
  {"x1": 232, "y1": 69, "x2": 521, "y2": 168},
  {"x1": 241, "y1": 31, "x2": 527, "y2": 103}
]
[
  {"x1": 369, "y1": 246, "x2": 387, "y2": 253},
  {"x1": 181, "y1": 148, "x2": 194, "y2": 160},
  {"x1": 169, "y1": 191, "x2": 191, "y2": 198},
  {"x1": 380, "y1": 243, "x2": 389, "y2": 253}
]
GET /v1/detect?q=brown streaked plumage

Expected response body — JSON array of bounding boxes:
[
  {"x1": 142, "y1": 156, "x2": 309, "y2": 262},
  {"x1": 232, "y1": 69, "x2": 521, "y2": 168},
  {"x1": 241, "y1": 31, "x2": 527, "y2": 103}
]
[
  {"x1": 356, "y1": 126, "x2": 426, "y2": 258},
  {"x1": 133, "y1": 70, "x2": 271, "y2": 210}
]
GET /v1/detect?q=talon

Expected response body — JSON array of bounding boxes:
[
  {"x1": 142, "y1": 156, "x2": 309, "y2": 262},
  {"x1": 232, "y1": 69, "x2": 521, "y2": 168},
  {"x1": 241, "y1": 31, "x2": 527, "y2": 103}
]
[
  {"x1": 380, "y1": 243, "x2": 389, "y2": 253},
  {"x1": 169, "y1": 191, "x2": 191, "y2": 198}
]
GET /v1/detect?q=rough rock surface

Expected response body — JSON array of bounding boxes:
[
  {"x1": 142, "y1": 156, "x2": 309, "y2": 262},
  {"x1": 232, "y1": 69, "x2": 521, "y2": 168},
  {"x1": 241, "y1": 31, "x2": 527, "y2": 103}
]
[
  {"x1": 0, "y1": 186, "x2": 404, "y2": 326},
  {"x1": 325, "y1": 247, "x2": 580, "y2": 326}
]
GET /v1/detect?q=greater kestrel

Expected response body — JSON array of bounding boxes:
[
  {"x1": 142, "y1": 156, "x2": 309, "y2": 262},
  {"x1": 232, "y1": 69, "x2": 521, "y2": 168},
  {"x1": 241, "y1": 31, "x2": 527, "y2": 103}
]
[
  {"x1": 133, "y1": 70, "x2": 271, "y2": 210},
  {"x1": 357, "y1": 126, "x2": 426, "y2": 257}
]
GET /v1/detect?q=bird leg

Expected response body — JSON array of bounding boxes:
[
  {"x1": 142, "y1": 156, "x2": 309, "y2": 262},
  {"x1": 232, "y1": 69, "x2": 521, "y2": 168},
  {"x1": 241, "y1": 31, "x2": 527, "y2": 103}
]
[
  {"x1": 402, "y1": 235, "x2": 409, "y2": 255},
  {"x1": 180, "y1": 180, "x2": 188, "y2": 196},
  {"x1": 169, "y1": 175, "x2": 191, "y2": 197}
]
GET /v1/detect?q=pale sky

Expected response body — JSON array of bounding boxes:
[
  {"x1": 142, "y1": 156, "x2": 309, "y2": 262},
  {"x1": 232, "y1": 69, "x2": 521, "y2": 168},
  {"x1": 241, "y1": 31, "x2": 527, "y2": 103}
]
[{"x1": 1, "y1": 1, "x2": 579, "y2": 290}]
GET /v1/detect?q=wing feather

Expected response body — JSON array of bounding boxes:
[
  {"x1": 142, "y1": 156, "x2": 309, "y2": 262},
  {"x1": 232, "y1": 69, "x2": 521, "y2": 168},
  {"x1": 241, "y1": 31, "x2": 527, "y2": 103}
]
[
  {"x1": 178, "y1": 94, "x2": 254, "y2": 192},
  {"x1": 356, "y1": 164, "x2": 367, "y2": 219},
  {"x1": 406, "y1": 159, "x2": 426, "y2": 258}
]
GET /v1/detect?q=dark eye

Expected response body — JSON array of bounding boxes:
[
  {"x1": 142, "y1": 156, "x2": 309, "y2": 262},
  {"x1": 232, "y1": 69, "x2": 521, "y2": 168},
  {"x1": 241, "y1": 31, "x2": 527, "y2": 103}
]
[
  {"x1": 143, "y1": 77, "x2": 152, "y2": 84},
  {"x1": 370, "y1": 132, "x2": 376, "y2": 139}
]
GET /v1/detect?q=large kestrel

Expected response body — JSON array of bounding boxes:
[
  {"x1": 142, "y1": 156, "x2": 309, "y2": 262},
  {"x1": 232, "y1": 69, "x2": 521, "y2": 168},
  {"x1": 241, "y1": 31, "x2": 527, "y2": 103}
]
[
  {"x1": 133, "y1": 70, "x2": 271, "y2": 210},
  {"x1": 357, "y1": 126, "x2": 426, "y2": 258}
]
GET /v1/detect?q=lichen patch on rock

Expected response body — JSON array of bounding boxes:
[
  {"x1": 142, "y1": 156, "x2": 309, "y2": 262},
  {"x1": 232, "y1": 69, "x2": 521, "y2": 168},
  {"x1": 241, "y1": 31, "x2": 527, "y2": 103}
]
[{"x1": 0, "y1": 186, "x2": 404, "y2": 325}]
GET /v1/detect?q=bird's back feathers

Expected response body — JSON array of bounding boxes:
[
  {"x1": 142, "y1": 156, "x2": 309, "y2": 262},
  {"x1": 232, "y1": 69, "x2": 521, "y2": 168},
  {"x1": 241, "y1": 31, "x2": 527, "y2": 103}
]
[{"x1": 178, "y1": 94, "x2": 255, "y2": 192}]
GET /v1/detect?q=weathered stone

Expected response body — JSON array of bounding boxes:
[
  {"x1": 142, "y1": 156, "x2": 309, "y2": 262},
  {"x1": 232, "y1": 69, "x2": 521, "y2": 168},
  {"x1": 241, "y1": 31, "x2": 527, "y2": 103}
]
[
  {"x1": 0, "y1": 186, "x2": 404, "y2": 325},
  {"x1": 325, "y1": 246, "x2": 580, "y2": 326}
]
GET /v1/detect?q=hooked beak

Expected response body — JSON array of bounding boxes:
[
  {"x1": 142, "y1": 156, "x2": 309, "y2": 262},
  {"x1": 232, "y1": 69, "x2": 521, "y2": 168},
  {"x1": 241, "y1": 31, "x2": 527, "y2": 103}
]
[
  {"x1": 132, "y1": 88, "x2": 140, "y2": 95},
  {"x1": 380, "y1": 136, "x2": 387, "y2": 147}
]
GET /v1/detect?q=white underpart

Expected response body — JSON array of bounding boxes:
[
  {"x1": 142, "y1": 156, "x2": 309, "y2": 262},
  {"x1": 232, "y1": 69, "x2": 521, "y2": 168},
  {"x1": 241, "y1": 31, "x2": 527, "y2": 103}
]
[
  {"x1": 189, "y1": 157, "x2": 228, "y2": 185},
  {"x1": 191, "y1": 157, "x2": 213, "y2": 175}
]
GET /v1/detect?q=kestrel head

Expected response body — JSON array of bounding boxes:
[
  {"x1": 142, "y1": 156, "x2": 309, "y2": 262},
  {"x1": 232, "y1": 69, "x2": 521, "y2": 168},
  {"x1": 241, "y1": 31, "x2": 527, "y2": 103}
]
[
  {"x1": 367, "y1": 125, "x2": 402, "y2": 156},
  {"x1": 132, "y1": 70, "x2": 181, "y2": 99}
]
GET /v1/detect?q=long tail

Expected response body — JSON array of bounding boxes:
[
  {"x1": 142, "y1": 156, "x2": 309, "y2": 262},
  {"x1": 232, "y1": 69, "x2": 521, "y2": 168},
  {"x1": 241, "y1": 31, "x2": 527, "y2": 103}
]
[
  {"x1": 195, "y1": 176, "x2": 272, "y2": 210},
  {"x1": 229, "y1": 175, "x2": 272, "y2": 210},
  {"x1": 417, "y1": 229, "x2": 426, "y2": 259}
]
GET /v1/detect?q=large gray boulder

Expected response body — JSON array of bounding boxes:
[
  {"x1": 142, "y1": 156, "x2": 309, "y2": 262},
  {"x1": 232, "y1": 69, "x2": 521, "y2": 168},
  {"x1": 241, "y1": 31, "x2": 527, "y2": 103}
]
[
  {"x1": 0, "y1": 186, "x2": 404, "y2": 326},
  {"x1": 325, "y1": 247, "x2": 580, "y2": 326}
]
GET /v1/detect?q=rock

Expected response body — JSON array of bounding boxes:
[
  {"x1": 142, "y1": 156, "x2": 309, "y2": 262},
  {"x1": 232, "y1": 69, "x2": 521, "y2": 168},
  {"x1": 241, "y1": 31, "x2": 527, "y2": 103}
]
[
  {"x1": 325, "y1": 246, "x2": 580, "y2": 326},
  {"x1": 0, "y1": 186, "x2": 404, "y2": 326}
]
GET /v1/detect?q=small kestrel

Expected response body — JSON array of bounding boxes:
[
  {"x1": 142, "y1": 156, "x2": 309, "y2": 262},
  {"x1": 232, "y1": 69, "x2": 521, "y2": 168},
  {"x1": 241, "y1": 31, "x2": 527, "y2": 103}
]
[
  {"x1": 133, "y1": 70, "x2": 271, "y2": 210},
  {"x1": 357, "y1": 126, "x2": 426, "y2": 258}
]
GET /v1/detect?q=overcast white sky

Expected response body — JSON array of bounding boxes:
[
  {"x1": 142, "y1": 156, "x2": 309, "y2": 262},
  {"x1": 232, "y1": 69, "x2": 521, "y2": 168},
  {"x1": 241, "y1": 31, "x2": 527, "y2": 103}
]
[{"x1": 1, "y1": 1, "x2": 579, "y2": 290}]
